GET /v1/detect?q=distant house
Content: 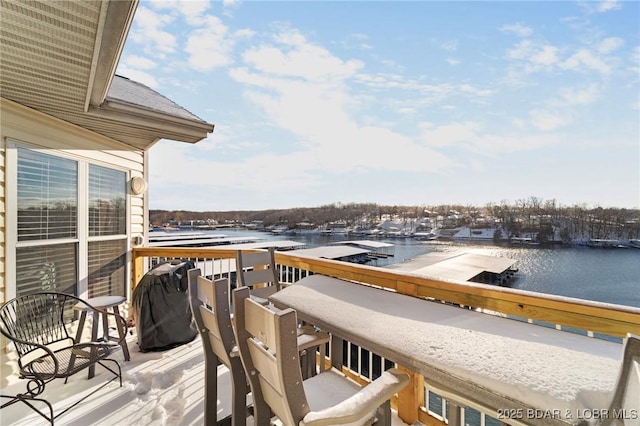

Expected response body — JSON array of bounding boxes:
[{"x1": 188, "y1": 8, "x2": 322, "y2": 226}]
[{"x1": 0, "y1": 0, "x2": 214, "y2": 302}]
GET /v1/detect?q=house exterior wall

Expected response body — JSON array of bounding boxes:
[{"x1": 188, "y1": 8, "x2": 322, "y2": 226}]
[{"x1": 0, "y1": 98, "x2": 147, "y2": 304}]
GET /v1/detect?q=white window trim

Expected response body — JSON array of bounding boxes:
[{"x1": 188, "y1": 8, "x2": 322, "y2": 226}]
[{"x1": 6, "y1": 139, "x2": 131, "y2": 300}]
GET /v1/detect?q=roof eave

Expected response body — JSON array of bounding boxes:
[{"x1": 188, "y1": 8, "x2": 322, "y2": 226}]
[
  {"x1": 85, "y1": 0, "x2": 139, "y2": 111},
  {"x1": 89, "y1": 100, "x2": 215, "y2": 144}
]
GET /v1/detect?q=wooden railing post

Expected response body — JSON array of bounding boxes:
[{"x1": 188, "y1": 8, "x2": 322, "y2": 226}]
[
  {"x1": 130, "y1": 249, "x2": 144, "y2": 320},
  {"x1": 397, "y1": 364, "x2": 424, "y2": 425}
]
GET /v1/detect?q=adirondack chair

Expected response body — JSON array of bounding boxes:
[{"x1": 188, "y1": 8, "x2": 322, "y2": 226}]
[
  {"x1": 0, "y1": 292, "x2": 125, "y2": 424},
  {"x1": 232, "y1": 286, "x2": 409, "y2": 426}
]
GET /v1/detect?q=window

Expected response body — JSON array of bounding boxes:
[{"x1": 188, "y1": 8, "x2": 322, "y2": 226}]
[
  {"x1": 17, "y1": 149, "x2": 77, "y2": 241},
  {"x1": 87, "y1": 164, "x2": 127, "y2": 298},
  {"x1": 89, "y1": 164, "x2": 126, "y2": 237},
  {"x1": 13, "y1": 146, "x2": 128, "y2": 299}
]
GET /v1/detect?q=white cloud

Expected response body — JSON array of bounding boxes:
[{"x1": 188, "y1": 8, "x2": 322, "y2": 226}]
[
  {"x1": 147, "y1": 0, "x2": 212, "y2": 25},
  {"x1": 508, "y1": 40, "x2": 534, "y2": 60},
  {"x1": 558, "y1": 84, "x2": 599, "y2": 106},
  {"x1": 223, "y1": 0, "x2": 241, "y2": 9},
  {"x1": 447, "y1": 58, "x2": 461, "y2": 65},
  {"x1": 597, "y1": 37, "x2": 624, "y2": 54},
  {"x1": 419, "y1": 122, "x2": 482, "y2": 148},
  {"x1": 419, "y1": 121, "x2": 562, "y2": 154},
  {"x1": 529, "y1": 109, "x2": 571, "y2": 131},
  {"x1": 578, "y1": 0, "x2": 623, "y2": 14},
  {"x1": 128, "y1": 7, "x2": 177, "y2": 56},
  {"x1": 354, "y1": 74, "x2": 491, "y2": 102},
  {"x1": 630, "y1": 46, "x2": 640, "y2": 74},
  {"x1": 122, "y1": 55, "x2": 157, "y2": 70},
  {"x1": 440, "y1": 41, "x2": 458, "y2": 51},
  {"x1": 530, "y1": 45, "x2": 559, "y2": 66},
  {"x1": 241, "y1": 30, "x2": 364, "y2": 82},
  {"x1": 227, "y1": 32, "x2": 463, "y2": 176},
  {"x1": 508, "y1": 40, "x2": 559, "y2": 68},
  {"x1": 500, "y1": 23, "x2": 534, "y2": 37},
  {"x1": 597, "y1": 0, "x2": 622, "y2": 12},
  {"x1": 561, "y1": 49, "x2": 611, "y2": 75},
  {"x1": 116, "y1": 67, "x2": 158, "y2": 88},
  {"x1": 234, "y1": 28, "x2": 255, "y2": 39},
  {"x1": 185, "y1": 15, "x2": 234, "y2": 71}
]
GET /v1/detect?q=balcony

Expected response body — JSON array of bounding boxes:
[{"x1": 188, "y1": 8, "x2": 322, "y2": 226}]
[{"x1": 2, "y1": 245, "x2": 639, "y2": 425}]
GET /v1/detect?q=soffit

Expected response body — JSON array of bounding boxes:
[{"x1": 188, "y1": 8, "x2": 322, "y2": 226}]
[{"x1": 0, "y1": 0, "x2": 213, "y2": 150}]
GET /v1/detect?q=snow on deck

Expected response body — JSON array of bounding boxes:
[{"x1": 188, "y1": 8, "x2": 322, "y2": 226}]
[{"x1": 0, "y1": 334, "x2": 411, "y2": 426}]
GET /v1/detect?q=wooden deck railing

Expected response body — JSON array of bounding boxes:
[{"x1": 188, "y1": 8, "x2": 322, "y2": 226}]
[{"x1": 131, "y1": 246, "x2": 640, "y2": 425}]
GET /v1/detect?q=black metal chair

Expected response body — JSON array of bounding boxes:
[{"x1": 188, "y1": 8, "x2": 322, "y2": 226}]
[{"x1": 0, "y1": 292, "x2": 126, "y2": 425}]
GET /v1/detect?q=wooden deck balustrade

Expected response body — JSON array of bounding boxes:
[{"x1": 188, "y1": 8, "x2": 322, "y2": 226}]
[{"x1": 132, "y1": 246, "x2": 640, "y2": 425}]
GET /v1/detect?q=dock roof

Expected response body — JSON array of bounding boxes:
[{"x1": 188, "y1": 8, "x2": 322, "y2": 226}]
[
  {"x1": 224, "y1": 241, "x2": 306, "y2": 250},
  {"x1": 329, "y1": 240, "x2": 394, "y2": 249},
  {"x1": 290, "y1": 246, "x2": 370, "y2": 260},
  {"x1": 395, "y1": 252, "x2": 517, "y2": 282}
]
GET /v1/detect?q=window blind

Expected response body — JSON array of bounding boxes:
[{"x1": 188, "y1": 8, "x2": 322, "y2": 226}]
[
  {"x1": 17, "y1": 148, "x2": 77, "y2": 241},
  {"x1": 88, "y1": 240, "x2": 126, "y2": 298},
  {"x1": 89, "y1": 164, "x2": 126, "y2": 237},
  {"x1": 16, "y1": 244, "x2": 78, "y2": 296}
]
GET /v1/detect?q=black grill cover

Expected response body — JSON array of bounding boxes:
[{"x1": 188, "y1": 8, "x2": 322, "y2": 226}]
[{"x1": 132, "y1": 260, "x2": 198, "y2": 352}]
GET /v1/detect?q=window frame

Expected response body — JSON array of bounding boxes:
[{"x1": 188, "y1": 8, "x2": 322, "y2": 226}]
[{"x1": 6, "y1": 140, "x2": 131, "y2": 300}]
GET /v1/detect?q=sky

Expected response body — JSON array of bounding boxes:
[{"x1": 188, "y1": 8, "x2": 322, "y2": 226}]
[{"x1": 116, "y1": 0, "x2": 640, "y2": 211}]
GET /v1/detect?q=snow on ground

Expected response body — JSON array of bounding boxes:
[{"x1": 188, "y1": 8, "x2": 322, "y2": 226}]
[{"x1": 0, "y1": 334, "x2": 412, "y2": 426}]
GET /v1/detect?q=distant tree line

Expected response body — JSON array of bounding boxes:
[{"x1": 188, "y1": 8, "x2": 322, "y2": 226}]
[{"x1": 150, "y1": 198, "x2": 640, "y2": 240}]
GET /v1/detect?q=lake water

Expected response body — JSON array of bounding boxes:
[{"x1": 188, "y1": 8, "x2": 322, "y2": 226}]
[{"x1": 216, "y1": 229, "x2": 640, "y2": 309}]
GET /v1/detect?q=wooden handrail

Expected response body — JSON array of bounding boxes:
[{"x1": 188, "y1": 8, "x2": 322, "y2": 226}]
[{"x1": 132, "y1": 246, "x2": 640, "y2": 338}]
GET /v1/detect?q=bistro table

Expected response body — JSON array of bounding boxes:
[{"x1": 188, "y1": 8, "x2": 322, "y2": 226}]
[{"x1": 269, "y1": 275, "x2": 625, "y2": 426}]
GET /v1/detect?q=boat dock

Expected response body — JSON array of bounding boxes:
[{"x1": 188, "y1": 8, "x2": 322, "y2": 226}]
[
  {"x1": 387, "y1": 252, "x2": 518, "y2": 286},
  {"x1": 328, "y1": 240, "x2": 394, "y2": 260},
  {"x1": 289, "y1": 245, "x2": 372, "y2": 264},
  {"x1": 148, "y1": 231, "x2": 261, "y2": 247}
]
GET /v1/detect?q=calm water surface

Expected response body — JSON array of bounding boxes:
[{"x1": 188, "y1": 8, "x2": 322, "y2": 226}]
[{"x1": 211, "y1": 230, "x2": 640, "y2": 308}]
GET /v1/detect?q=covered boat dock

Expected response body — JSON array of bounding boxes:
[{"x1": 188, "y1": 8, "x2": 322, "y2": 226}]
[
  {"x1": 389, "y1": 252, "x2": 518, "y2": 286},
  {"x1": 289, "y1": 245, "x2": 372, "y2": 264}
]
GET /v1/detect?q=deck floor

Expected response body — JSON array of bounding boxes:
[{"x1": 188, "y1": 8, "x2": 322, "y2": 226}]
[{"x1": 1, "y1": 333, "x2": 414, "y2": 425}]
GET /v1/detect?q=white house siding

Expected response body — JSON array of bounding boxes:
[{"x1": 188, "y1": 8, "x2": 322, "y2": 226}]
[{"x1": 0, "y1": 98, "x2": 146, "y2": 304}]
